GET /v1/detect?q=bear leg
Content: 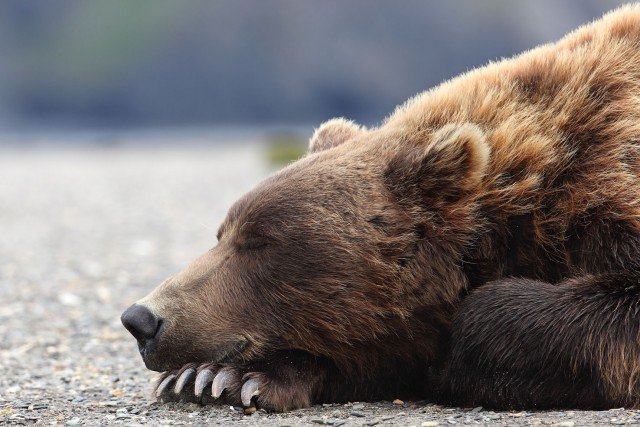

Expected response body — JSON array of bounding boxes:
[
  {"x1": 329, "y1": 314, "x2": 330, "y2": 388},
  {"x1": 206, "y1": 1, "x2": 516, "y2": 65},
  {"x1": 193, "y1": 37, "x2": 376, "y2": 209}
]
[{"x1": 442, "y1": 273, "x2": 640, "y2": 409}]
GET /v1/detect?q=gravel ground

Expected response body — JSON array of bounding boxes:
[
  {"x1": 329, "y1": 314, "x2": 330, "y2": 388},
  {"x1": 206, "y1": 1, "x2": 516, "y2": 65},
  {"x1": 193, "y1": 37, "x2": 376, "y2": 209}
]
[{"x1": 1, "y1": 141, "x2": 640, "y2": 426}]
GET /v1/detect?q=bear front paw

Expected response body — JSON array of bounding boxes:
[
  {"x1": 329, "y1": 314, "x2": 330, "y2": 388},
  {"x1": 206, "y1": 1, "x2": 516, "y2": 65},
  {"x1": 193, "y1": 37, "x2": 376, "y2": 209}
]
[
  {"x1": 154, "y1": 360, "x2": 320, "y2": 412},
  {"x1": 155, "y1": 363, "x2": 241, "y2": 406}
]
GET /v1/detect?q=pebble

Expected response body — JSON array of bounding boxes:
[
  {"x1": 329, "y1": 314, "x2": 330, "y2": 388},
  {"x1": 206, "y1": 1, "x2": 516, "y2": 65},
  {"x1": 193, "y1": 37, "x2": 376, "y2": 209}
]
[{"x1": 28, "y1": 403, "x2": 48, "y2": 411}]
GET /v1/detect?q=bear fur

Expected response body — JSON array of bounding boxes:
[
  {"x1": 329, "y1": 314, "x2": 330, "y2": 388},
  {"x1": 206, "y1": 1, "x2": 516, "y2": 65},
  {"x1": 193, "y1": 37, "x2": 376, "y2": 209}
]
[{"x1": 122, "y1": 5, "x2": 640, "y2": 411}]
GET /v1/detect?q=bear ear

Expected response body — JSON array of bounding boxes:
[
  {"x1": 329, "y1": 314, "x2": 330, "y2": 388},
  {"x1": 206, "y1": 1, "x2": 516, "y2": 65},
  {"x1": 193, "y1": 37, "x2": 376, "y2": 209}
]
[
  {"x1": 309, "y1": 118, "x2": 365, "y2": 153},
  {"x1": 385, "y1": 123, "x2": 490, "y2": 203}
]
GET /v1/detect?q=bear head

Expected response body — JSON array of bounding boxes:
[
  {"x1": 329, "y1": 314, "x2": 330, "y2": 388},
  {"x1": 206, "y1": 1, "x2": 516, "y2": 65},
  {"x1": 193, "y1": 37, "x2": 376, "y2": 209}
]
[{"x1": 122, "y1": 118, "x2": 490, "y2": 373}]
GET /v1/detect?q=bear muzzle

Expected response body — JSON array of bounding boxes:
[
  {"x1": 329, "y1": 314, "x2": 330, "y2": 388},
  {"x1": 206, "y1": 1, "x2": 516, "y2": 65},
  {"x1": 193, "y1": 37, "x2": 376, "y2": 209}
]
[
  {"x1": 121, "y1": 303, "x2": 165, "y2": 369},
  {"x1": 122, "y1": 302, "x2": 253, "y2": 371}
]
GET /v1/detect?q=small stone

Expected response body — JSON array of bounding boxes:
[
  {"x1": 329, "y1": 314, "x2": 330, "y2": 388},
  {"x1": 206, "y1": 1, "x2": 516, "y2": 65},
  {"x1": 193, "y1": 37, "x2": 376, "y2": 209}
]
[
  {"x1": 365, "y1": 420, "x2": 379, "y2": 426},
  {"x1": 421, "y1": 422, "x2": 439, "y2": 427},
  {"x1": 471, "y1": 407, "x2": 483, "y2": 413},
  {"x1": 66, "y1": 418, "x2": 81, "y2": 426},
  {"x1": 393, "y1": 399, "x2": 404, "y2": 405},
  {"x1": 349, "y1": 410, "x2": 366, "y2": 417},
  {"x1": 553, "y1": 422, "x2": 575, "y2": 427},
  {"x1": 352, "y1": 403, "x2": 364, "y2": 410},
  {"x1": 28, "y1": 403, "x2": 48, "y2": 411},
  {"x1": 109, "y1": 388, "x2": 124, "y2": 397},
  {"x1": 58, "y1": 292, "x2": 81, "y2": 306}
]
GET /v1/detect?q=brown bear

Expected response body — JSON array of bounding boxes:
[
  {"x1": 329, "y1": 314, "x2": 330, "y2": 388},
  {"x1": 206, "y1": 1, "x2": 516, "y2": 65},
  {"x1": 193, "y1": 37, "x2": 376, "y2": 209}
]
[{"x1": 122, "y1": 5, "x2": 640, "y2": 411}]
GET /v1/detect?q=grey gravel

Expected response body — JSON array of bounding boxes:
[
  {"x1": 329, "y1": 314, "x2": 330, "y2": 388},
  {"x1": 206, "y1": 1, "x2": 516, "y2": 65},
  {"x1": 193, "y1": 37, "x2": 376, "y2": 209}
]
[{"x1": 1, "y1": 141, "x2": 640, "y2": 425}]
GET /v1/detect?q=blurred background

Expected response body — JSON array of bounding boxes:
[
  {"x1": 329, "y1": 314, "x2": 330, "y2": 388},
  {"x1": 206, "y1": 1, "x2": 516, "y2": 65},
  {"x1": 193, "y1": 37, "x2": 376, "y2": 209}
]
[
  {"x1": 0, "y1": 1, "x2": 633, "y2": 423},
  {"x1": 0, "y1": 0, "x2": 628, "y2": 146}
]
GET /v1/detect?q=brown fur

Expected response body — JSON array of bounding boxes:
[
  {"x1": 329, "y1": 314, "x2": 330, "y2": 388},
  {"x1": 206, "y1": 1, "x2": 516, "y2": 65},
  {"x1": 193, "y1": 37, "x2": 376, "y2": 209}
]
[{"x1": 124, "y1": 5, "x2": 640, "y2": 411}]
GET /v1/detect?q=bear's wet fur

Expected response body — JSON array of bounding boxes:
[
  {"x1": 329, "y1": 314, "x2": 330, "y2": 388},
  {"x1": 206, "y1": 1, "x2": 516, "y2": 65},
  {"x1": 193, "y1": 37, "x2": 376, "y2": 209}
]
[{"x1": 123, "y1": 5, "x2": 640, "y2": 411}]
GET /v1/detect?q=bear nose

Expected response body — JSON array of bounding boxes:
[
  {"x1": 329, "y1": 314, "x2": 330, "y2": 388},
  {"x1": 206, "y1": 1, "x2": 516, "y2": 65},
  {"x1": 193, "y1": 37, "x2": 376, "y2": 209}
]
[{"x1": 121, "y1": 304, "x2": 161, "y2": 344}]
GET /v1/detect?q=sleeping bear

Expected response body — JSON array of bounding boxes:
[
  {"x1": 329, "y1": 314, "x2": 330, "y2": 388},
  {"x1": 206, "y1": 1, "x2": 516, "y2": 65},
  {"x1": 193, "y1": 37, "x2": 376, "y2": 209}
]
[{"x1": 122, "y1": 5, "x2": 640, "y2": 411}]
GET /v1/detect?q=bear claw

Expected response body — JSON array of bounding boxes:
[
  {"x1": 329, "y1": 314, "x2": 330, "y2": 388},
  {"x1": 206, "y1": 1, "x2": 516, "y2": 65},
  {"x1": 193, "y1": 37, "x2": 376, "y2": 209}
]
[
  {"x1": 241, "y1": 378, "x2": 260, "y2": 406},
  {"x1": 194, "y1": 368, "x2": 214, "y2": 397},
  {"x1": 156, "y1": 373, "x2": 176, "y2": 398},
  {"x1": 174, "y1": 367, "x2": 195, "y2": 394},
  {"x1": 211, "y1": 366, "x2": 235, "y2": 399}
]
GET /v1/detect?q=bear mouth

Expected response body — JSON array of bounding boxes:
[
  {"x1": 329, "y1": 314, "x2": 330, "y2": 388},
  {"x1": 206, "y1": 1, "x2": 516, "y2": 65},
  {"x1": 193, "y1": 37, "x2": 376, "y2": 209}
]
[{"x1": 143, "y1": 337, "x2": 251, "y2": 372}]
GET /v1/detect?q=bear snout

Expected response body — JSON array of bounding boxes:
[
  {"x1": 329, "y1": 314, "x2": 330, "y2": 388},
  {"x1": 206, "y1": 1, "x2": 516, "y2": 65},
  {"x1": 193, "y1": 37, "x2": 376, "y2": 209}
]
[{"x1": 121, "y1": 304, "x2": 163, "y2": 362}]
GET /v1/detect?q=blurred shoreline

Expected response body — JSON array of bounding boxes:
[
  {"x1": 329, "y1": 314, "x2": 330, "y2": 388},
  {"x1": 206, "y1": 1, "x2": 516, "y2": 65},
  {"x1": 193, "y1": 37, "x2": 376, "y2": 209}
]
[
  {"x1": 0, "y1": 124, "x2": 316, "y2": 148},
  {"x1": 0, "y1": 1, "x2": 624, "y2": 133}
]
